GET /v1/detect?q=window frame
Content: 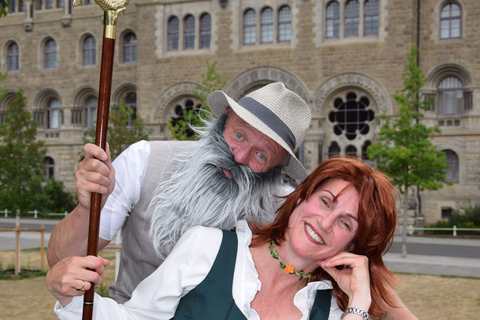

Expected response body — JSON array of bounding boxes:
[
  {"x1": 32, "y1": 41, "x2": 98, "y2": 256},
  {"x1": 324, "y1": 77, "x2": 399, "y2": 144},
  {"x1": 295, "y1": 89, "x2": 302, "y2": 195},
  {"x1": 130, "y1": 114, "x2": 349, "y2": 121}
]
[
  {"x1": 437, "y1": 77, "x2": 463, "y2": 116},
  {"x1": 199, "y1": 13, "x2": 211, "y2": 49},
  {"x1": 243, "y1": 9, "x2": 256, "y2": 45},
  {"x1": 167, "y1": 16, "x2": 180, "y2": 51},
  {"x1": 7, "y1": 42, "x2": 20, "y2": 71},
  {"x1": 183, "y1": 15, "x2": 195, "y2": 50},
  {"x1": 444, "y1": 149, "x2": 459, "y2": 182},
  {"x1": 47, "y1": 98, "x2": 61, "y2": 129},
  {"x1": 440, "y1": 3, "x2": 461, "y2": 40},
  {"x1": 83, "y1": 36, "x2": 96, "y2": 66},
  {"x1": 44, "y1": 39, "x2": 57, "y2": 69},
  {"x1": 123, "y1": 32, "x2": 137, "y2": 63},
  {"x1": 44, "y1": 157, "x2": 55, "y2": 179},
  {"x1": 326, "y1": 1, "x2": 340, "y2": 39},
  {"x1": 364, "y1": 0, "x2": 379, "y2": 36},
  {"x1": 344, "y1": 0, "x2": 360, "y2": 37},
  {"x1": 278, "y1": 5, "x2": 292, "y2": 43},
  {"x1": 260, "y1": 7, "x2": 274, "y2": 44},
  {"x1": 84, "y1": 96, "x2": 98, "y2": 128}
]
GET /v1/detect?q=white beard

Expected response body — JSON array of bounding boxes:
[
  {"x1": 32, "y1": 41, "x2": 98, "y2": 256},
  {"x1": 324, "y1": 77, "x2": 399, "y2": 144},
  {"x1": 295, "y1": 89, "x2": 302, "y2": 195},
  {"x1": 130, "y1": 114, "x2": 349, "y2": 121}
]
[{"x1": 148, "y1": 115, "x2": 288, "y2": 259}]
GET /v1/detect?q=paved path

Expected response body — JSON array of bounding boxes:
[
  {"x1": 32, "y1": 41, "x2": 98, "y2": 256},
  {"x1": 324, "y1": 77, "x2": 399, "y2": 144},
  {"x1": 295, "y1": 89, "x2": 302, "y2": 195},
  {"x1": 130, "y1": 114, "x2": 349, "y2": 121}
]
[{"x1": 384, "y1": 235, "x2": 480, "y2": 277}]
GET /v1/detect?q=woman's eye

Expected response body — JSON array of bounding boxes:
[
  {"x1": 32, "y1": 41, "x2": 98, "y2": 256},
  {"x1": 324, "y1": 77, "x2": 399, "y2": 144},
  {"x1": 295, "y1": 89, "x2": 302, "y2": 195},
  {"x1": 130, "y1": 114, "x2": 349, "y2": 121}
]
[
  {"x1": 320, "y1": 197, "x2": 331, "y2": 208},
  {"x1": 341, "y1": 220, "x2": 351, "y2": 231}
]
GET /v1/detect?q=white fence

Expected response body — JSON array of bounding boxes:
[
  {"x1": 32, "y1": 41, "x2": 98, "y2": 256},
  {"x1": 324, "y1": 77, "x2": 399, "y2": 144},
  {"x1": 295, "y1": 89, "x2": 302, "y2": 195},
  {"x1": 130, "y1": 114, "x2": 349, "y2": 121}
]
[
  {"x1": 408, "y1": 225, "x2": 480, "y2": 237},
  {"x1": 2, "y1": 209, "x2": 68, "y2": 218}
]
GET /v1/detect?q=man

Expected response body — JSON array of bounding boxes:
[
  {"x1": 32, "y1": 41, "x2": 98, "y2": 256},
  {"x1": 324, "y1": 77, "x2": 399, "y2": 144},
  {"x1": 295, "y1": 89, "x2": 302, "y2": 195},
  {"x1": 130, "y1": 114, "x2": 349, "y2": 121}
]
[{"x1": 48, "y1": 82, "x2": 311, "y2": 302}]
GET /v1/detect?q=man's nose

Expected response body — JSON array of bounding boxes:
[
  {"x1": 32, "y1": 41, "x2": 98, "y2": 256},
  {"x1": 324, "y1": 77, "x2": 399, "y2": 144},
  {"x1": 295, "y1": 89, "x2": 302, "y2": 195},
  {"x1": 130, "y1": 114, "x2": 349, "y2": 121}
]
[{"x1": 233, "y1": 146, "x2": 251, "y2": 166}]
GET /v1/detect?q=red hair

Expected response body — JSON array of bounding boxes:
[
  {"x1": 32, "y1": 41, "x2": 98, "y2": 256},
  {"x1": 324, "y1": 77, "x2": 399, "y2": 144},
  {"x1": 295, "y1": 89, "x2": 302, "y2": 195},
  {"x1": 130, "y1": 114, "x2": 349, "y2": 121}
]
[{"x1": 250, "y1": 157, "x2": 399, "y2": 319}]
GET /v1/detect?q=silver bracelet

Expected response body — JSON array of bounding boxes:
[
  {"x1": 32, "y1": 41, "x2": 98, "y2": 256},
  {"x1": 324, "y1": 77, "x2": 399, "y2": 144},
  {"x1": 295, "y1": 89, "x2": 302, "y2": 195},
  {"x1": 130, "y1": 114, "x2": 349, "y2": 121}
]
[{"x1": 340, "y1": 307, "x2": 371, "y2": 320}]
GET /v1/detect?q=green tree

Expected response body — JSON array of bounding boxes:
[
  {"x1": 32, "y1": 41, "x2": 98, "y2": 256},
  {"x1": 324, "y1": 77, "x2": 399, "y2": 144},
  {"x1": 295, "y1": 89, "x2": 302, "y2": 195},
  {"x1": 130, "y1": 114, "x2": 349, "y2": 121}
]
[
  {"x1": 0, "y1": 0, "x2": 11, "y2": 17},
  {"x1": 367, "y1": 44, "x2": 450, "y2": 257},
  {"x1": 84, "y1": 98, "x2": 152, "y2": 161},
  {"x1": 43, "y1": 179, "x2": 76, "y2": 214},
  {"x1": 0, "y1": 84, "x2": 49, "y2": 213},
  {"x1": 168, "y1": 60, "x2": 226, "y2": 140}
]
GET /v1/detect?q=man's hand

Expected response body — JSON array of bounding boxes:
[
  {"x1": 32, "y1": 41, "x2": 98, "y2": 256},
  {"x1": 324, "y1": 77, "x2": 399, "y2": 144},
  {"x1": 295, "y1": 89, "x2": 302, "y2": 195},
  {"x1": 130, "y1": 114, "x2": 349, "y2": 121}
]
[
  {"x1": 46, "y1": 255, "x2": 110, "y2": 307},
  {"x1": 76, "y1": 143, "x2": 115, "y2": 214}
]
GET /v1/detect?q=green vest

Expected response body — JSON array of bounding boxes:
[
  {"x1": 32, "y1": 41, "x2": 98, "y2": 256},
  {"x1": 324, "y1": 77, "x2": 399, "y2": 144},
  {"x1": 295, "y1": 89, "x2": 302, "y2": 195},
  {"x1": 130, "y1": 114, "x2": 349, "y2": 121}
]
[{"x1": 172, "y1": 230, "x2": 332, "y2": 320}]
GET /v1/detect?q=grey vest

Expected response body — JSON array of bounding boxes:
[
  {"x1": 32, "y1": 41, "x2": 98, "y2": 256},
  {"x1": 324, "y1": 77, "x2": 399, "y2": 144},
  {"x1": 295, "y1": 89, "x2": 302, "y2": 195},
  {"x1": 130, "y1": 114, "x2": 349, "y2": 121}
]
[{"x1": 109, "y1": 140, "x2": 194, "y2": 303}]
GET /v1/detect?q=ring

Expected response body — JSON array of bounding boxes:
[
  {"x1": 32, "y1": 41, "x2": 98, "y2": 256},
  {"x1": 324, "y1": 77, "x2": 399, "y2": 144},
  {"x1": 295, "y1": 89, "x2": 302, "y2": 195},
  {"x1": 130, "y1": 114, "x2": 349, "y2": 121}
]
[{"x1": 76, "y1": 280, "x2": 86, "y2": 292}]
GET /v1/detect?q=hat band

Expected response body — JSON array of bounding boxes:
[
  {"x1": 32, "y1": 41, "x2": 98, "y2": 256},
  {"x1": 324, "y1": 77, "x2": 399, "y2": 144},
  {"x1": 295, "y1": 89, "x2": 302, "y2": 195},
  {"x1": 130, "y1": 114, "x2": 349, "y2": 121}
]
[{"x1": 238, "y1": 97, "x2": 296, "y2": 151}]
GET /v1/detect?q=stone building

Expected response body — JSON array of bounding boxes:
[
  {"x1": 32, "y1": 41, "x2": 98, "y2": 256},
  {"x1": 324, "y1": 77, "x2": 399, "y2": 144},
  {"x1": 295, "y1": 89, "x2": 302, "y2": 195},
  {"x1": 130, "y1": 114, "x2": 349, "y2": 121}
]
[{"x1": 0, "y1": 0, "x2": 479, "y2": 224}]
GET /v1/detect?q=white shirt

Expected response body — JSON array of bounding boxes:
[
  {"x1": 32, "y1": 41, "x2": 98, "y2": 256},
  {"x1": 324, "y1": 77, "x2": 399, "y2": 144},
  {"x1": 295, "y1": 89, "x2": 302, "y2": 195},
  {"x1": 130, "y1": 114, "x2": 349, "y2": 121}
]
[
  {"x1": 54, "y1": 221, "x2": 343, "y2": 320},
  {"x1": 99, "y1": 140, "x2": 151, "y2": 241}
]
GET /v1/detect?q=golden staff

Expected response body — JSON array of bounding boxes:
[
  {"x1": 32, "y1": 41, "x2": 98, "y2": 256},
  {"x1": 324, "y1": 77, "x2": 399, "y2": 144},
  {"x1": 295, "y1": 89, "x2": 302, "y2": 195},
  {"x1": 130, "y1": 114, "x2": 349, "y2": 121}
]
[{"x1": 72, "y1": 0, "x2": 129, "y2": 318}]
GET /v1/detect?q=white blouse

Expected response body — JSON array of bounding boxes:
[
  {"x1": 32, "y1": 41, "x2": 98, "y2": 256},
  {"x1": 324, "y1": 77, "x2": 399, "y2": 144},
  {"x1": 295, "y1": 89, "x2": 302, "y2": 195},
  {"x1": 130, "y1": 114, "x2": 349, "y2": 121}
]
[{"x1": 54, "y1": 221, "x2": 343, "y2": 320}]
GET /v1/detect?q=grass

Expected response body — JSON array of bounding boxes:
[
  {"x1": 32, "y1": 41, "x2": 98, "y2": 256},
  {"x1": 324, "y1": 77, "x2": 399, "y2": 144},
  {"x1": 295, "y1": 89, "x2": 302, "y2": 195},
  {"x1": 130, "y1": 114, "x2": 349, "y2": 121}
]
[{"x1": 0, "y1": 248, "x2": 479, "y2": 319}]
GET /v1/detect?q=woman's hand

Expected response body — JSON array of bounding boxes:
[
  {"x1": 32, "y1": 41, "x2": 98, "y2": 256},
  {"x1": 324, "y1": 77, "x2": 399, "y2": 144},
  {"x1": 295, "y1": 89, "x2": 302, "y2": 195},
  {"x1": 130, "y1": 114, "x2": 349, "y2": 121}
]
[
  {"x1": 46, "y1": 255, "x2": 110, "y2": 307},
  {"x1": 75, "y1": 143, "x2": 115, "y2": 214},
  {"x1": 319, "y1": 251, "x2": 371, "y2": 312}
]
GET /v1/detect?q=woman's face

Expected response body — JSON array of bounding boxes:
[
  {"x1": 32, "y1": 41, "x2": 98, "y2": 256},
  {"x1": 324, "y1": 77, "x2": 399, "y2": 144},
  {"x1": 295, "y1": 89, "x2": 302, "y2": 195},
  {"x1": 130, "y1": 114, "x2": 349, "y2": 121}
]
[{"x1": 287, "y1": 178, "x2": 360, "y2": 261}]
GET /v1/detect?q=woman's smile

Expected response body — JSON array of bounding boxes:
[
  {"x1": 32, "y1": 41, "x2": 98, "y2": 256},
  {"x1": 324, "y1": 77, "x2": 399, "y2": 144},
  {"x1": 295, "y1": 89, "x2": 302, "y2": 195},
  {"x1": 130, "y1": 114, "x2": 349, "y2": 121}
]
[{"x1": 304, "y1": 223, "x2": 325, "y2": 245}]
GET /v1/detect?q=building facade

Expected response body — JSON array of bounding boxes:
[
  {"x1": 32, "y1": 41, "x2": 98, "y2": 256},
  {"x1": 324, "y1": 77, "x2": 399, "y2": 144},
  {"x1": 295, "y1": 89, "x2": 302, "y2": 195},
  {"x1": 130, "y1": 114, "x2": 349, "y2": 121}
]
[{"x1": 1, "y1": 0, "x2": 479, "y2": 224}]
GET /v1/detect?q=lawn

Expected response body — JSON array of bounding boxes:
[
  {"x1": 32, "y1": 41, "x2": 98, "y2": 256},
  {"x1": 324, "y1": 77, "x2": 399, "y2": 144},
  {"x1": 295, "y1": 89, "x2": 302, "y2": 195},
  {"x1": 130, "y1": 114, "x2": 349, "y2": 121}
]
[{"x1": 1, "y1": 248, "x2": 479, "y2": 319}]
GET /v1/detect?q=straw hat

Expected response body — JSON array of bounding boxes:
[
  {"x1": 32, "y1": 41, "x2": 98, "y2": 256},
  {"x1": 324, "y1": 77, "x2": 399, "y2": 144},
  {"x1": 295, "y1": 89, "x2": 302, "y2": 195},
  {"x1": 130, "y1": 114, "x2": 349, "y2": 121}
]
[{"x1": 207, "y1": 82, "x2": 311, "y2": 181}]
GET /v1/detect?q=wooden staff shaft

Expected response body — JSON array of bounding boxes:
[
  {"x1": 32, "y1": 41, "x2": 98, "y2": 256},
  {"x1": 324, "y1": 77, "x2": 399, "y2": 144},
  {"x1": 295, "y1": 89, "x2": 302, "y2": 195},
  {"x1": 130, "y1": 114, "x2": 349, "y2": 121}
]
[{"x1": 82, "y1": 35, "x2": 115, "y2": 320}]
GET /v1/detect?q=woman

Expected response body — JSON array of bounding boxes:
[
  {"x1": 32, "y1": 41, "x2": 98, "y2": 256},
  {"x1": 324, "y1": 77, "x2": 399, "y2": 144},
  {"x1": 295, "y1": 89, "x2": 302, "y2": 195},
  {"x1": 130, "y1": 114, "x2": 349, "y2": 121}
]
[{"x1": 47, "y1": 157, "x2": 399, "y2": 320}]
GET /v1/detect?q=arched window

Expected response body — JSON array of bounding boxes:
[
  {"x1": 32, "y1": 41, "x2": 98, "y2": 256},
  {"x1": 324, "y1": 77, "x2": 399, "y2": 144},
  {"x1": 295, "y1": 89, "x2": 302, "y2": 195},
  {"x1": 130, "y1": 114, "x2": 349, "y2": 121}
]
[
  {"x1": 47, "y1": 98, "x2": 61, "y2": 129},
  {"x1": 36, "y1": 0, "x2": 43, "y2": 10},
  {"x1": 364, "y1": 0, "x2": 379, "y2": 35},
  {"x1": 345, "y1": 145, "x2": 357, "y2": 157},
  {"x1": 362, "y1": 141, "x2": 371, "y2": 160},
  {"x1": 328, "y1": 141, "x2": 341, "y2": 158},
  {"x1": 184, "y1": 15, "x2": 195, "y2": 49},
  {"x1": 168, "y1": 97, "x2": 203, "y2": 138},
  {"x1": 125, "y1": 93, "x2": 136, "y2": 125},
  {"x1": 260, "y1": 7, "x2": 273, "y2": 44},
  {"x1": 123, "y1": 32, "x2": 137, "y2": 62},
  {"x1": 440, "y1": 3, "x2": 461, "y2": 39},
  {"x1": 83, "y1": 36, "x2": 96, "y2": 66},
  {"x1": 278, "y1": 6, "x2": 291, "y2": 42},
  {"x1": 329, "y1": 92, "x2": 375, "y2": 140},
  {"x1": 7, "y1": 43, "x2": 19, "y2": 71},
  {"x1": 167, "y1": 16, "x2": 179, "y2": 51},
  {"x1": 57, "y1": 0, "x2": 63, "y2": 8},
  {"x1": 44, "y1": 157, "x2": 55, "y2": 179},
  {"x1": 45, "y1": 39, "x2": 57, "y2": 69},
  {"x1": 19, "y1": 0, "x2": 25, "y2": 12},
  {"x1": 345, "y1": 0, "x2": 359, "y2": 37},
  {"x1": 46, "y1": 0, "x2": 53, "y2": 9},
  {"x1": 326, "y1": 1, "x2": 340, "y2": 38},
  {"x1": 200, "y1": 13, "x2": 211, "y2": 48},
  {"x1": 437, "y1": 77, "x2": 463, "y2": 116},
  {"x1": 243, "y1": 9, "x2": 256, "y2": 45},
  {"x1": 84, "y1": 96, "x2": 97, "y2": 128},
  {"x1": 444, "y1": 149, "x2": 459, "y2": 182}
]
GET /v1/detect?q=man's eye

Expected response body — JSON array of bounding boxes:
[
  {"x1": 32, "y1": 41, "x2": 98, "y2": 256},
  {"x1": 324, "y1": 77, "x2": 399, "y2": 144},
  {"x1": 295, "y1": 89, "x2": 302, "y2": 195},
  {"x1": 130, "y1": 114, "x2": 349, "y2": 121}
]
[
  {"x1": 236, "y1": 132, "x2": 243, "y2": 139},
  {"x1": 258, "y1": 153, "x2": 266, "y2": 160}
]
